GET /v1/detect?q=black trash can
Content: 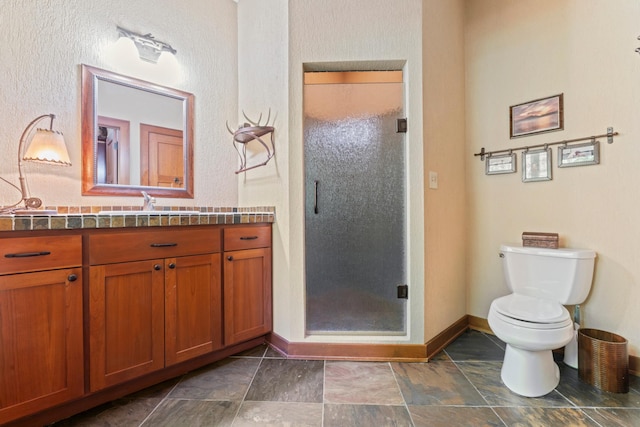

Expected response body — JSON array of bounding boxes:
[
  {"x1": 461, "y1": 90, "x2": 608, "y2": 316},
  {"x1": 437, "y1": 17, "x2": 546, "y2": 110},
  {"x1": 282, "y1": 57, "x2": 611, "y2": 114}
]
[{"x1": 578, "y1": 328, "x2": 629, "y2": 393}]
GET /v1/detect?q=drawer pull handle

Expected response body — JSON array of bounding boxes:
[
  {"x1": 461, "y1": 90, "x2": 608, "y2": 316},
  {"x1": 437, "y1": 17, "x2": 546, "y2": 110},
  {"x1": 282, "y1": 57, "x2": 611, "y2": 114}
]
[
  {"x1": 150, "y1": 243, "x2": 178, "y2": 247},
  {"x1": 168, "y1": 263, "x2": 176, "y2": 269},
  {"x1": 4, "y1": 251, "x2": 51, "y2": 258},
  {"x1": 68, "y1": 274, "x2": 78, "y2": 282},
  {"x1": 240, "y1": 236, "x2": 258, "y2": 240},
  {"x1": 154, "y1": 264, "x2": 162, "y2": 271},
  {"x1": 227, "y1": 256, "x2": 233, "y2": 261}
]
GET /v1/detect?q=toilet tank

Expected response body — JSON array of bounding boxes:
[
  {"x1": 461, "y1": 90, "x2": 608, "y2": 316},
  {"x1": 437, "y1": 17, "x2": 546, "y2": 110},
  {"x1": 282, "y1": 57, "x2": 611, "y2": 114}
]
[{"x1": 500, "y1": 244, "x2": 596, "y2": 304}]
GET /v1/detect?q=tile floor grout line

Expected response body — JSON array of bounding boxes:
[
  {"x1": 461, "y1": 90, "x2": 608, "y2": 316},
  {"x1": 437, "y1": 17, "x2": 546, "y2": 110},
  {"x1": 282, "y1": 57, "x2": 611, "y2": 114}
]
[
  {"x1": 487, "y1": 404, "x2": 604, "y2": 409},
  {"x1": 445, "y1": 351, "x2": 495, "y2": 408},
  {"x1": 576, "y1": 407, "x2": 606, "y2": 427},
  {"x1": 481, "y1": 331, "x2": 506, "y2": 351},
  {"x1": 388, "y1": 360, "x2": 417, "y2": 427},
  {"x1": 230, "y1": 345, "x2": 269, "y2": 426},
  {"x1": 489, "y1": 407, "x2": 510, "y2": 427},
  {"x1": 321, "y1": 360, "x2": 326, "y2": 427},
  {"x1": 554, "y1": 387, "x2": 582, "y2": 409},
  {"x1": 445, "y1": 351, "x2": 509, "y2": 426},
  {"x1": 137, "y1": 374, "x2": 185, "y2": 427}
]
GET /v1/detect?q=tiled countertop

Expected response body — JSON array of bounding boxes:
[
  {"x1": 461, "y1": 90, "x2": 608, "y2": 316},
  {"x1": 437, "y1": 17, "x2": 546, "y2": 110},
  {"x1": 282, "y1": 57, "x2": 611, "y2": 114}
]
[{"x1": 0, "y1": 206, "x2": 275, "y2": 232}]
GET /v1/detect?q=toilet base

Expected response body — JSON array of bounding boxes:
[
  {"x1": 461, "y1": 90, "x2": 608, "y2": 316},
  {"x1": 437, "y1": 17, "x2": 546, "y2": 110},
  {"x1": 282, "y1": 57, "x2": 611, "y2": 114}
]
[{"x1": 501, "y1": 344, "x2": 560, "y2": 397}]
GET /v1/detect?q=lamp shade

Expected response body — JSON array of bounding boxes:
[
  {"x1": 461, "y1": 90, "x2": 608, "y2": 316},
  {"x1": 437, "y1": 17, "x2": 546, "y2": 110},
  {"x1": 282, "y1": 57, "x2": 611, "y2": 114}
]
[{"x1": 22, "y1": 128, "x2": 71, "y2": 166}]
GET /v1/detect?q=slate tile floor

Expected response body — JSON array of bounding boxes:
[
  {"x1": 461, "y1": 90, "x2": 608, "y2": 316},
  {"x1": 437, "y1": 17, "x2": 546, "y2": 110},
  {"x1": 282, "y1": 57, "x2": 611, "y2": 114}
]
[{"x1": 55, "y1": 330, "x2": 640, "y2": 426}]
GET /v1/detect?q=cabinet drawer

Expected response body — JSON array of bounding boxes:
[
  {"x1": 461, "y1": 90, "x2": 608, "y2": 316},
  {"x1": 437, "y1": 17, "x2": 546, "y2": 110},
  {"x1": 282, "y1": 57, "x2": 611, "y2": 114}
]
[
  {"x1": 0, "y1": 235, "x2": 81, "y2": 275},
  {"x1": 223, "y1": 225, "x2": 271, "y2": 251},
  {"x1": 89, "y1": 227, "x2": 221, "y2": 265}
]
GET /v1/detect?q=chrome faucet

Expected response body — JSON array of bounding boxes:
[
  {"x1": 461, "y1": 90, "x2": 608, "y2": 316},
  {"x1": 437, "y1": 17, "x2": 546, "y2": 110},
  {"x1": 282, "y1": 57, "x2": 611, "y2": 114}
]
[{"x1": 141, "y1": 191, "x2": 156, "y2": 211}]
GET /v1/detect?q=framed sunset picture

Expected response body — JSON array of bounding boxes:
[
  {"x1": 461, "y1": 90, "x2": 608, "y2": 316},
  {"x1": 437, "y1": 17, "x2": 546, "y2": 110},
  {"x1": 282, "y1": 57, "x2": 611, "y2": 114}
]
[{"x1": 510, "y1": 94, "x2": 563, "y2": 138}]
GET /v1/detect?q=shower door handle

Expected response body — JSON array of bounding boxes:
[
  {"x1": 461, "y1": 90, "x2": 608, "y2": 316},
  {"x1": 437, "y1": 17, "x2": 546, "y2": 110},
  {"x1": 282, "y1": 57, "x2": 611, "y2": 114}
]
[{"x1": 314, "y1": 180, "x2": 319, "y2": 214}]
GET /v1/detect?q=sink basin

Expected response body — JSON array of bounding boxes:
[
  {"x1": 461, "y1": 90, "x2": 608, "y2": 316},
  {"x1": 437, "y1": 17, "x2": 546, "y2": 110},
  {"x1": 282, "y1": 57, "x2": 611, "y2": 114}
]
[{"x1": 98, "y1": 210, "x2": 202, "y2": 215}]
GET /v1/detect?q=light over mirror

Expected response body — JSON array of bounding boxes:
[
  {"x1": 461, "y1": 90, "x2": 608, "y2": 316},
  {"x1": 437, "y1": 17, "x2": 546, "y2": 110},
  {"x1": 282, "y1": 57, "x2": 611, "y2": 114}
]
[{"x1": 81, "y1": 64, "x2": 194, "y2": 198}]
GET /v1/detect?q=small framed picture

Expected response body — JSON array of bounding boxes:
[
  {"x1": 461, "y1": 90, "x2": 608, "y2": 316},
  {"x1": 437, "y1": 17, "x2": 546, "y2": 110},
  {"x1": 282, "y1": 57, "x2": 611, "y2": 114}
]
[
  {"x1": 522, "y1": 148, "x2": 552, "y2": 182},
  {"x1": 558, "y1": 141, "x2": 600, "y2": 168},
  {"x1": 510, "y1": 94, "x2": 564, "y2": 138},
  {"x1": 486, "y1": 153, "x2": 517, "y2": 175}
]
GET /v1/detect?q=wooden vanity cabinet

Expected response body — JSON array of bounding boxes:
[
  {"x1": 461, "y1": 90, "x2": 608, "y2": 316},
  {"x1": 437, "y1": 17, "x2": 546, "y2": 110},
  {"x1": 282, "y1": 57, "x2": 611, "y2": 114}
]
[
  {"x1": 164, "y1": 253, "x2": 222, "y2": 365},
  {"x1": 88, "y1": 227, "x2": 222, "y2": 392},
  {"x1": 0, "y1": 222, "x2": 272, "y2": 426},
  {"x1": 88, "y1": 259, "x2": 165, "y2": 391},
  {"x1": 0, "y1": 235, "x2": 83, "y2": 425},
  {"x1": 223, "y1": 225, "x2": 272, "y2": 345}
]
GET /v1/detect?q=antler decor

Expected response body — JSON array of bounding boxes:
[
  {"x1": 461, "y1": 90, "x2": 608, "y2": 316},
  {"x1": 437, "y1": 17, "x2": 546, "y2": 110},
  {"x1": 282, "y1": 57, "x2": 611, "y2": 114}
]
[{"x1": 226, "y1": 109, "x2": 276, "y2": 174}]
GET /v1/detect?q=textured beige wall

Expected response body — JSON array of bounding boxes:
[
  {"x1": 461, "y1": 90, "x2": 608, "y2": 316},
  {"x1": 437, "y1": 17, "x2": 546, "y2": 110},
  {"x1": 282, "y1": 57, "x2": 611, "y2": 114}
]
[
  {"x1": 423, "y1": 0, "x2": 468, "y2": 342},
  {"x1": 0, "y1": 0, "x2": 239, "y2": 207},
  {"x1": 237, "y1": 0, "x2": 291, "y2": 337},
  {"x1": 465, "y1": 0, "x2": 640, "y2": 355}
]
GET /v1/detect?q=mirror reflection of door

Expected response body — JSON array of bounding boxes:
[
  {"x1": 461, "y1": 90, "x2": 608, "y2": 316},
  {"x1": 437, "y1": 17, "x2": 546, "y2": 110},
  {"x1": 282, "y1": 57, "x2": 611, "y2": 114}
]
[
  {"x1": 140, "y1": 124, "x2": 184, "y2": 187},
  {"x1": 97, "y1": 116, "x2": 130, "y2": 185}
]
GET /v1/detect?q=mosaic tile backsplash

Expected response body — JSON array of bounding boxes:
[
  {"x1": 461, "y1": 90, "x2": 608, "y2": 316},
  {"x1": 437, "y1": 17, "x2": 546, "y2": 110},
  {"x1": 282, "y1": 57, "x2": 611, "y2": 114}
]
[{"x1": 0, "y1": 206, "x2": 275, "y2": 232}]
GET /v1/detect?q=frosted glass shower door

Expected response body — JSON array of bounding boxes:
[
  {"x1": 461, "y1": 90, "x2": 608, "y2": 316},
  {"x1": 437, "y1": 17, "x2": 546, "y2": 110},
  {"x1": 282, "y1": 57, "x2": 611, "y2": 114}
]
[{"x1": 304, "y1": 71, "x2": 406, "y2": 335}]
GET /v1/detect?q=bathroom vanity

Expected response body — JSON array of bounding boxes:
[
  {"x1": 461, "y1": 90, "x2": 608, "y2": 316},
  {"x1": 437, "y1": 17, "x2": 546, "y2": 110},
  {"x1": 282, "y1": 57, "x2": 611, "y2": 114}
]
[{"x1": 0, "y1": 211, "x2": 272, "y2": 426}]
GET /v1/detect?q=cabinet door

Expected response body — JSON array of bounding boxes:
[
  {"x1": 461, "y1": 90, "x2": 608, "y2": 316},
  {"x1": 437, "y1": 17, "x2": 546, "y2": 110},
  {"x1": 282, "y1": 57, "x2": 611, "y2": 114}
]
[
  {"x1": 165, "y1": 254, "x2": 223, "y2": 365},
  {"x1": 223, "y1": 248, "x2": 272, "y2": 345},
  {"x1": 89, "y1": 260, "x2": 165, "y2": 391},
  {"x1": 0, "y1": 268, "x2": 83, "y2": 424}
]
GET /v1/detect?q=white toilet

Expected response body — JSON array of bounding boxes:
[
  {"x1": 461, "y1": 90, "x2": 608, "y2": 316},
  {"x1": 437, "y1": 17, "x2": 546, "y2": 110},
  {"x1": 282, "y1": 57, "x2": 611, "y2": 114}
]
[{"x1": 488, "y1": 244, "x2": 596, "y2": 397}]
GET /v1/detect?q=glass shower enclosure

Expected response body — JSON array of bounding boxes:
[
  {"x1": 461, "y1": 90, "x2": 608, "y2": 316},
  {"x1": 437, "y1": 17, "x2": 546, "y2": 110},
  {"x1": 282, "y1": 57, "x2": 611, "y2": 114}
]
[{"x1": 304, "y1": 71, "x2": 406, "y2": 335}]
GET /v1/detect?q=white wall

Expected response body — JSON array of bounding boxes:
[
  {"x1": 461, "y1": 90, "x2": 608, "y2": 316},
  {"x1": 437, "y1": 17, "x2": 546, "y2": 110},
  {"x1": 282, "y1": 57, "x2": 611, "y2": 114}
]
[
  {"x1": 465, "y1": 0, "x2": 640, "y2": 355},
  {"x1": 0, "y1": 0, "x2": 239, "y2": 207},
  {"x1": 239, "y1": 0, "x2": 431, "y2": 344}
]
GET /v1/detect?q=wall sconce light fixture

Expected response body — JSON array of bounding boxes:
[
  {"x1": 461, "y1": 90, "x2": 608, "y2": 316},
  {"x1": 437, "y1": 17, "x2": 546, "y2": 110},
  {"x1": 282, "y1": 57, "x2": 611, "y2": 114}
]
[
  {"x1": 0, "y1": 114, "x2": 71, "y2": 214},
  {"x1": 117, "y1": 26, "x2": 177, "y2": 63}
]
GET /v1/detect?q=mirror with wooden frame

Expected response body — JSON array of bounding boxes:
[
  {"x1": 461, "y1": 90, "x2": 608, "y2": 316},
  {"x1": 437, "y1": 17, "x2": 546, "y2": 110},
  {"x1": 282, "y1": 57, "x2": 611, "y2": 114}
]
[{"x1": 81, "y1": 64, "x2": 194, "y2": 198}]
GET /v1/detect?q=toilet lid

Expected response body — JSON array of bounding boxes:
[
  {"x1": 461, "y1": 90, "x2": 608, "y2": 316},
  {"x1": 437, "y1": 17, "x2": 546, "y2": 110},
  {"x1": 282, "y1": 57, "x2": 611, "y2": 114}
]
[{"x1": 493, "y1": 294, "x2": 569, "y2": 324}]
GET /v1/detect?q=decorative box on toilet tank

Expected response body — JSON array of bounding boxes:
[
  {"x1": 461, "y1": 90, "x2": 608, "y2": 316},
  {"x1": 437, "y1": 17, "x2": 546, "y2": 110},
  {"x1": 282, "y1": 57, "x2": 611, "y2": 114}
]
[{"x1": 522, "y1": 232, "x2": 559, "y2": 249}]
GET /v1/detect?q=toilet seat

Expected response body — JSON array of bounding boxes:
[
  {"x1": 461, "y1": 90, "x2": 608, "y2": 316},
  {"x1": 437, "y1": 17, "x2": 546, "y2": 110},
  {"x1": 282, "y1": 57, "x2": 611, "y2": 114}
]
[
  {"x1": 491, "y1": 307, "x2": 573, "y2": 330},
  {"x1": 491, "y1": 294, "x2": 571, "y2": 329}
]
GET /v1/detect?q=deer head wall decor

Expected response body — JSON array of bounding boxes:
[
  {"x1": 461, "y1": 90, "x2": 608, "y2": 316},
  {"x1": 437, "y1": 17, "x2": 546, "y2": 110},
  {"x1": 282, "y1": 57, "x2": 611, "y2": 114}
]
[{"x1": 226, "y1": 109, "x2": 276, "y2": 174}]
